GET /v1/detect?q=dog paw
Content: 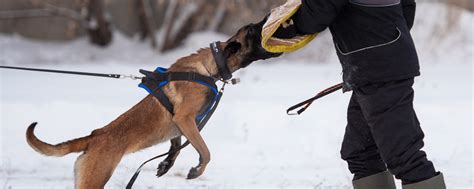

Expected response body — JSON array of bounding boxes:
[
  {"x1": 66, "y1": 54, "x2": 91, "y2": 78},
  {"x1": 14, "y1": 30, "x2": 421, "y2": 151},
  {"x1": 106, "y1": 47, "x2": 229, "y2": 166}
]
[
  {"x1": 156, "y1": 161, "x2": 171, "y2": 177},
  {"x1": 186, "y1": 167, "x2": 201, "y2": 179}
]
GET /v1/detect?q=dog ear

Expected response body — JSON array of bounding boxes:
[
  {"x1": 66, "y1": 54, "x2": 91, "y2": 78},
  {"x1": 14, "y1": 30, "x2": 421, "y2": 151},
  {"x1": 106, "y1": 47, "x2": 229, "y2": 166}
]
[{"x1": 224, "y1": 41, "x2": 241, "y2": 57}]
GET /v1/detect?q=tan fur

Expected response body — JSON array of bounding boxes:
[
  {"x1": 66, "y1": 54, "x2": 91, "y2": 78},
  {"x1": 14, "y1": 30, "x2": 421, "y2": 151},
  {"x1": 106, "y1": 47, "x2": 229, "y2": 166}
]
[{"x1": 25, "y1": 26, "x2": 263, "y2": 189}]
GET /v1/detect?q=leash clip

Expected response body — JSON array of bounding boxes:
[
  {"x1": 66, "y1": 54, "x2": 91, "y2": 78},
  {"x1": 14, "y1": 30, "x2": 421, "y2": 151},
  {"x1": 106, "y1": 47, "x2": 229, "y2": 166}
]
[
  {"x1": 221, "y1": 78, "x2": 240, "y2": 85},
  {"x1": 119, "y1": 74, "x2": 142, "y2": 80}
]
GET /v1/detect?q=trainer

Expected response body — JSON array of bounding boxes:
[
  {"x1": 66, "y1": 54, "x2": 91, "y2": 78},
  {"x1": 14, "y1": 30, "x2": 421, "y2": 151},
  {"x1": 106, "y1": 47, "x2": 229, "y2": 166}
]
[{"x1": 272, "y1": 0, "x2": 446, "y2": 188}]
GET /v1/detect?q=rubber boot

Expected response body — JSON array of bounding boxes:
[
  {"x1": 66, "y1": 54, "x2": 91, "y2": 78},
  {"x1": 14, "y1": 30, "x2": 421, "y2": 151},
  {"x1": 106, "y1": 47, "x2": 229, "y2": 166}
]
[
  {"x1": 353, "y1": 171, "x2": 396, "y2": 189},
  {"x1": 402, "y1": 173, "x2": 446, "y2": 189}
]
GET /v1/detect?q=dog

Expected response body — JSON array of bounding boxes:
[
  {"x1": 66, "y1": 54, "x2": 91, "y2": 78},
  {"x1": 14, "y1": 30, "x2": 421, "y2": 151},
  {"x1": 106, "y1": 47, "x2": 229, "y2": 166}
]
[{"x1": 26, "y1": 17, "x2": 281, "y2": 189}]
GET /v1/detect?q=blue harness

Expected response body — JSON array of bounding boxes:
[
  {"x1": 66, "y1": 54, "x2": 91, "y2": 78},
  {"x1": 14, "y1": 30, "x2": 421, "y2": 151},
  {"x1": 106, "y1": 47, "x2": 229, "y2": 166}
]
[{"x1": 138, "y1": 67, "x2": 220, "y2": 122}]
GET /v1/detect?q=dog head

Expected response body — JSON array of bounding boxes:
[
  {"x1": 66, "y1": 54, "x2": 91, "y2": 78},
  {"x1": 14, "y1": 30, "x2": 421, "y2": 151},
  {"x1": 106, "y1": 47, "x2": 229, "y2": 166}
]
[{"x1": 216, "y1": 17, "x2": 282, "y2": 72}]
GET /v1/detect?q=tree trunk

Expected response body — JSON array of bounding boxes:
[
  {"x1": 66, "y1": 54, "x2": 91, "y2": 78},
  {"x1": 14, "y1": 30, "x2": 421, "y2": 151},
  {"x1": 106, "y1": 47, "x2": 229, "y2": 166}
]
[
  {"x1": 136, "y1": 0, "x2": 157, "y2": 48},
  {"x1": 86, "y1": 0, "x2": 112, "y2": 46}
]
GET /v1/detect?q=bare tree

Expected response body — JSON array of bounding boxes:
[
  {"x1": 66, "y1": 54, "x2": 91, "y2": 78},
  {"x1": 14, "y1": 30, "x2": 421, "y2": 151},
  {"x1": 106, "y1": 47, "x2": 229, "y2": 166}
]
[
  {"x1": 136, "y1": 0, "x2": 158, "y2": 48},
  {"x1": 83, "y1": 0, "x2": 112, "y2": 46},
  {"x1": 0, "y1": 0, "x2": 284, "y2": 50},
  {"x1": 136, "y1": 0, "x2": 284, "y2": 52},
  {"x1": 0, "y1": 0, "x2": 112, "y2": 46}
]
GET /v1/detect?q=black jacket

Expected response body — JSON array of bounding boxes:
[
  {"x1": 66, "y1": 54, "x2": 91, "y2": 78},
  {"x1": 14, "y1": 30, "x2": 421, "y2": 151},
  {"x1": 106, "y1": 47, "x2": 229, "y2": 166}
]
[{"x1": 293, "y1": 0, "x2": 419, "y2": 90}]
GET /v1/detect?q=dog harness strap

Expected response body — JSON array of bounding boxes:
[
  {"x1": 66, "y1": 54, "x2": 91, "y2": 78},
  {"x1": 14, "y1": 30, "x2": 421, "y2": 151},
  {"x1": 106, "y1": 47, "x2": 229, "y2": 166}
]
[
  {"x1": 165, "y1": 72, "x2": 217, "y2": 90},
  {"x1": 210, "y1": 41, "x2": 233, "y2": 81},
  {"x1": 139, "y1": 67, "x2": 218, "y2": 117},
  {"x1": 154, "y1": 88, "x2": 175, "y2": 115}
]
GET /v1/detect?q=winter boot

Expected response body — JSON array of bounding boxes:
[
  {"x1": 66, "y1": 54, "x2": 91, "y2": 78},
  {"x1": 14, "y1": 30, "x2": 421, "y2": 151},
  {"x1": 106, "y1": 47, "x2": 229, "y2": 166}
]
[
  {"x1": 402, "y1": 173, "x2": 446, "y2": 189},
  {"x1": 353, "y1": 171, "x2": 396, "y2": 189}
]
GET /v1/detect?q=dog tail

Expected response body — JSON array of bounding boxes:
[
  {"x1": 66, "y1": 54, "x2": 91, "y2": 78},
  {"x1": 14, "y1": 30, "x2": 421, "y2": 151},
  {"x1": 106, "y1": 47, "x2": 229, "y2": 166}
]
[{"x1": 26, "y1": 122, "x2": 91, "y2": 157}]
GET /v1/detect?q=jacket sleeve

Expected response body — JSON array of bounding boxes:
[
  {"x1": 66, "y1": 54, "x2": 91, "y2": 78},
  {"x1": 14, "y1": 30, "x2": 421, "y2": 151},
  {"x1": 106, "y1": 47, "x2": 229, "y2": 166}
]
[
  {"x1": 293, "y1": 0, "x2": 347, "y2": 34},
  {"x1": 402, "y1": 0, "x2": 416, "y2": 30}
]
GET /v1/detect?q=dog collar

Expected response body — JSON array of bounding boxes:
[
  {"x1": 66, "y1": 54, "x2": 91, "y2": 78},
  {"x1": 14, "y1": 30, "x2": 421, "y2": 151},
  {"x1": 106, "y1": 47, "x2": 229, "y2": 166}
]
[{"x1": 210, "y1": 41, "x2": 233, "y2": 81}]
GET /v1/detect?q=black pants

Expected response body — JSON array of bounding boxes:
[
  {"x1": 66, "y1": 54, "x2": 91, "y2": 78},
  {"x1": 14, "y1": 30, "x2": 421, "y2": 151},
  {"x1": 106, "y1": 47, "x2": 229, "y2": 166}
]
[{"x1": 340, "y1": 78, "x2": 437, "y2": 185}]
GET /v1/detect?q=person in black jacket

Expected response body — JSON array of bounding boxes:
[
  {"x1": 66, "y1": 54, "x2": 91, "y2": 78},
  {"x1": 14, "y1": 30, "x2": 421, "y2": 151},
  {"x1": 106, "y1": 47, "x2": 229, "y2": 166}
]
[{"x1": 273, "y1": 0, "x2": 446, "y2": 188}]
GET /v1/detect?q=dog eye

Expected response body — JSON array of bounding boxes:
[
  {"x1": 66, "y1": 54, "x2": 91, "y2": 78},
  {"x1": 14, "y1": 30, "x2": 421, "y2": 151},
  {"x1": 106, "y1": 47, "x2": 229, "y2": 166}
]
[
  {"x1": 247, "y1": 27, "x2": 255, "y2": 35},
  {"x1": 225, "y1": 41, "x2": 241, "y2": 55}
]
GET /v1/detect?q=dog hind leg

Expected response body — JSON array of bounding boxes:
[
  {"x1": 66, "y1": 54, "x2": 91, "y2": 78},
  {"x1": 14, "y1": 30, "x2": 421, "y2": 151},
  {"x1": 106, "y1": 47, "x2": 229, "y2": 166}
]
[
  {"x1": 156, "y1": 136, "x2": 182, "y2": 177},
  {"x1": 74, "y1": 147, "x2": 124, "y2": 189}
]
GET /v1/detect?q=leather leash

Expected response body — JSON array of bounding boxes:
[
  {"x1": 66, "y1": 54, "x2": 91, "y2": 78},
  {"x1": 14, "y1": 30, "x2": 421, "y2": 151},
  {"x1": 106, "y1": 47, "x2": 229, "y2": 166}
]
[{"x1": 287, "y1": 83, "x2": 343, "y2": 115}]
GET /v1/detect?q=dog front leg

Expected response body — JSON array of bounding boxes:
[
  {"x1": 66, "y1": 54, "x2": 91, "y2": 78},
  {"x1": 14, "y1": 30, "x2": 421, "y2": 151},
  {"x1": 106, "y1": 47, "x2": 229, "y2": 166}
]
[
  {"x1": 173, "y1": 115, "x2": 210, "y2": 179},
  {"x1": 156, "y1": 137, "x2": 182, "y2": 177}
]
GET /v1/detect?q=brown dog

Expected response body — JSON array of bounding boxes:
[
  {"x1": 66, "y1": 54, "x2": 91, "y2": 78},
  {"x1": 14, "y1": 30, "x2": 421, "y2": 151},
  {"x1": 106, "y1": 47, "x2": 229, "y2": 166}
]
[{"x1": 26, "y1": 18, "x2": 280, "y2": 189}]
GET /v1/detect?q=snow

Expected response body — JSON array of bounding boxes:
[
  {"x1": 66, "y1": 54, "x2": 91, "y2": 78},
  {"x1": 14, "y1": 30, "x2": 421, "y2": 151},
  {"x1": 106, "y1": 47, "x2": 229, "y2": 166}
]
[{"x1": 1, "y1": 2, "x2": 473, "y2": 189}]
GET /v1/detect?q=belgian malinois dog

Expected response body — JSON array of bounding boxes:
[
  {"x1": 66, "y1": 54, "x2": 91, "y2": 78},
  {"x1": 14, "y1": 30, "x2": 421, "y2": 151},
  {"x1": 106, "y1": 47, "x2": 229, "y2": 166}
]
[{"x1": 26, "y1": 18, "x2": 280, "y2": 189}]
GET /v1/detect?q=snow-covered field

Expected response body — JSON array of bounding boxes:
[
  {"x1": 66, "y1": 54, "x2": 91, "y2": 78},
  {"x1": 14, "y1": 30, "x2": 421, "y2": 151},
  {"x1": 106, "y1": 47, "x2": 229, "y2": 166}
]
[{"x1": 1, "y1": 2, "x2": 472, "y2": 189}]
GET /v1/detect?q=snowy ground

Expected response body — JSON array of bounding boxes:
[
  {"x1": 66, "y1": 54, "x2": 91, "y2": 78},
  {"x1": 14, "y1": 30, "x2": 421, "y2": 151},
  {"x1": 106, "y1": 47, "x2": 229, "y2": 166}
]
[{"x1": 1, "y1": 2, "x2": 473, "y2": 189}]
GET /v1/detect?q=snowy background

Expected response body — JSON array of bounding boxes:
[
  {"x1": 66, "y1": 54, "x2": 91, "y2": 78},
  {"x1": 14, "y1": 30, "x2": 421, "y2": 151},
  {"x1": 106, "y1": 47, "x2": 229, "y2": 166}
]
[{"x1": 1, "y1": 2, "x2": 473, "y2": 189}]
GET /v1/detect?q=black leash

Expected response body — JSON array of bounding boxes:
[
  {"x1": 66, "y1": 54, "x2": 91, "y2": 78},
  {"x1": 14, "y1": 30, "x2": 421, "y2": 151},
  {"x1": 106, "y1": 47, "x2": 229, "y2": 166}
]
[
  {"x1": 287, "y1": 83, "x2": 343, "y2": 115},
  {"x1": 126, "y1": 83, "x2": 227, "y2": 189},
  {"x1": 126, "y1": 82, "x2": 340, "y2": 188},
  {"x1": 0, "y1": 65, "x2": 142, "y2": 80}
]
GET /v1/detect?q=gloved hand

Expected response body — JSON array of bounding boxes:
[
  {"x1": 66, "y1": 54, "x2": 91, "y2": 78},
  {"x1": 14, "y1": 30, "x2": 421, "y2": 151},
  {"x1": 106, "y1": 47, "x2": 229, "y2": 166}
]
[{"x1": 273, "y1": 18, "x2": 299, "y2": 39}]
